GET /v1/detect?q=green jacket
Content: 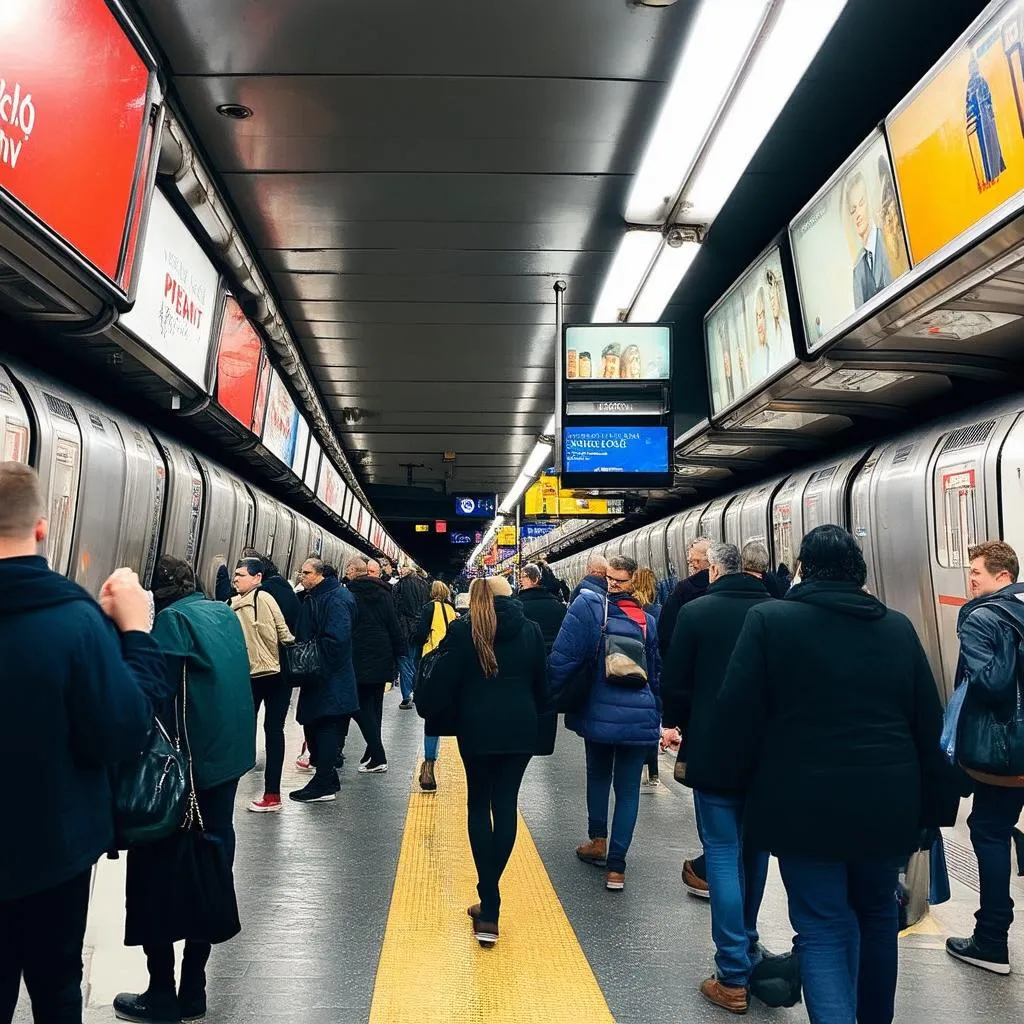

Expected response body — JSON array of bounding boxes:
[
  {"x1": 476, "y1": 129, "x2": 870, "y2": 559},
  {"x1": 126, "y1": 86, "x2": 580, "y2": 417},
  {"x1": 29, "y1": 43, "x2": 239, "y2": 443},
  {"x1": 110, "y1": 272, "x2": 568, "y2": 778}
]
[{"x1": 152, "y1": 593, "x2": 256, "y2": 790}]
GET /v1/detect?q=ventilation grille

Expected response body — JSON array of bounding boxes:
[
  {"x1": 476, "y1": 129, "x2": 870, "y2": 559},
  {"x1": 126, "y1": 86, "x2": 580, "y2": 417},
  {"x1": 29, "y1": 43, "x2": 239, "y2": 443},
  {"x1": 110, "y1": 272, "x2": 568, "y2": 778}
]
[
  {"x1": 893, "y1": 443, "x2": 916, "y2": 465},
  {"x1": 809, "y1": 465, "x2": 839, "y2": 484},
  {"x1": 941, "y1": 419, "x2": 997, "y2": 454},
  {"x1": 88, "y1": 414, "x2": 104, "y2": 431},
  {"x1": 43, "y1": 393, "x2": 76, "y2": 423},
  {"x1": 0, "y1": 381, "x2": 12, "y2": 404}
]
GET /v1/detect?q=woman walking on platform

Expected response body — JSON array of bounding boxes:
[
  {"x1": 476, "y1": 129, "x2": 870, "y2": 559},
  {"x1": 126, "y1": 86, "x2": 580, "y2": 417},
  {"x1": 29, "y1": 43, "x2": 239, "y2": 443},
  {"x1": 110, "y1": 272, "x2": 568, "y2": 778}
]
[{"x1": 415, "y1": 576, "x2": 550, "y2": 947}]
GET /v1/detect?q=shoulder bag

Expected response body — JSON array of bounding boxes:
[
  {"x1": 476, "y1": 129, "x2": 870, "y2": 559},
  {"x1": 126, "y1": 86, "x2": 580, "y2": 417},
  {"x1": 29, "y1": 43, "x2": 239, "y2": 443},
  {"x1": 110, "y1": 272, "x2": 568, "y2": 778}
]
[
  {"x1": 603, "y1": 595, "x2": 649, "y2": 690},
  {"x1": 282, "y1": 593, "x2": 323, "y2": 684},
  {"x1": 414, "y1": 640, "x2": 460, "y2": 736},
  {"x1": 554, "y1": 599, "x2": 603, "y2": 714}
]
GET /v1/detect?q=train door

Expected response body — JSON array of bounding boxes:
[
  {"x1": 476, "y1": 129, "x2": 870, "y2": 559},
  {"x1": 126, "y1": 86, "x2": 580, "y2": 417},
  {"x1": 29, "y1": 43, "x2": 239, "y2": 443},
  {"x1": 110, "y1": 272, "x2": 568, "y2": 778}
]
[
  {"x1": 723, "y1": 496, "x2": 743, "y2": 547},
  {"x1": 117, "y1": 425, "x2": 165, "y2": 587},
  {"x1": 850, "y1": 449, "x2": 885, "y2": 600},
  {"x1": 194, "y1": 459, "x2": 246, "y2": 597},
  {"x1": 738, "y1": 480, "x2": 779, "y2": 550},
  {"x1": 997, "y1": 413, "x2": 1024, "y2": 563},
  {"x1": 276, "y1": 505, "x2": 296, "y2": 573},
  {"x1": 682, "y1": 505, "x2": 707, "y2": 554},
  {"x1": 155, "y1": 436, "x2": 203, "y2": 569},
  {"x1": 0, "y1": 366, "x2": 30, "y2": 464},
  {"x1": 649, "y1": 519, "x2": 671, "y2": 580},
  {"x1": 250, "y1": 488, "x2": 276, "y2": 557},
  {"x1": 771, "y1": 478, "x2": 801, "y2": 574},
  {"x1": 291, "y1": 517, "x2": 313, "y2": 578},
  {"x1": 698, "y1": 496, "x2": 730, "y2": 543},
  {"x1": 801, "y1": 451, "x2": 867, "y2": 542}
]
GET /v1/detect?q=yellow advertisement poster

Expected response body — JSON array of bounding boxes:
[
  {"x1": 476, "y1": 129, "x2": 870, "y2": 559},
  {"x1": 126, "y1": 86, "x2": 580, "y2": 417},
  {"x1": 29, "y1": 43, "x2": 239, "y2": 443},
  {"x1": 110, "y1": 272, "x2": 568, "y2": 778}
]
[
  {"x1": 524, "y1": 475, "x2": 612, "y2": 518},
  {"x1": 888, "y1": 0, "x2": 1024, "y2": 264},
  {"x1": 496, "y1": 526, "x2": 517, "y2": 547}
]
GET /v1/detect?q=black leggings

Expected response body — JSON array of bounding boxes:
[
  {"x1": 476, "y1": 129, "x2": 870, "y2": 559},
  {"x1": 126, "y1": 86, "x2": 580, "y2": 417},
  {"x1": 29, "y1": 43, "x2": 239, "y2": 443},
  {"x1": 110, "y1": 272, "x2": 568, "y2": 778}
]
[
  {"x1": 342, "y1": 684, "x2": 387, "y2": 766},
  {"x1": 251, "y1": 673, "x2": 291, "y2": 795},
  {"x1": 303, "y1": 716, "x2": 344, "y2": 787},
  {"x1": 645, "y1": 743, "x2": 660, "y2": 777},
  {"x1": 462, "y1": 753, "x2": 532, "y2": 923}
]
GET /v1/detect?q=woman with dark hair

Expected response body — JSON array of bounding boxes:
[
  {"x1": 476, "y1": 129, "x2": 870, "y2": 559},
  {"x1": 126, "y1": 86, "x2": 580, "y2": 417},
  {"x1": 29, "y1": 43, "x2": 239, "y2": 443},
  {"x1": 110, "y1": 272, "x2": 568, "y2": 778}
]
[
  {"x1": 114, "y1": 556, "x2": 255, "y2": 1024},
  {"x1": 709, "y1": 525, "x2": 957, "y2": 1022},
  {"x1": 414, "y1": 576, "x2": 549, "y2": 947}
]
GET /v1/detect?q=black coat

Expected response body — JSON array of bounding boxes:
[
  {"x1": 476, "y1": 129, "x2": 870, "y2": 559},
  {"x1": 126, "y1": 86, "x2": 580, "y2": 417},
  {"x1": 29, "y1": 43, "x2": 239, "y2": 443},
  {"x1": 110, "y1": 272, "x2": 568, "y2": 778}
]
[
  {"x1": 393, "y1": 574, "x2": 430, "y2": 644},
  {"x1": 346, "y1": 575, "x2": 404, "y2": 687},
  {"x1": 261, "y1": 571, "x2": 301, "y2": 634},
  {"x1": 657, "y1": 569, "x2": 710, "y2": 656},
  {"x1": 661, "y1": 573, "x2": 772, "y2": 792},
  {"x1": 295, "y1": 577, "x2": 359, "y2": 723},
  {"x1": 711, "y1": 580, "x2": 960, "y2": 861},
  {"x1": 517, "y1": 587, "x2": 567, "y2": 652},
  {"x1": 415, "y1": 597, "x2": 549, "y2": 758}
]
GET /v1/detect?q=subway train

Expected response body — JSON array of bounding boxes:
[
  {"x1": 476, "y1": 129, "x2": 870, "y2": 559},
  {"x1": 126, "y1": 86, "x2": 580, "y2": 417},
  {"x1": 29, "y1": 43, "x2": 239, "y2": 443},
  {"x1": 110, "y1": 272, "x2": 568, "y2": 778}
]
[
  {"x1": 0, "y1": 359, "x2": 368, "y2": 599},
  {"x1": 550, "y1": 394, "x2": 1024, "y2": 703}
]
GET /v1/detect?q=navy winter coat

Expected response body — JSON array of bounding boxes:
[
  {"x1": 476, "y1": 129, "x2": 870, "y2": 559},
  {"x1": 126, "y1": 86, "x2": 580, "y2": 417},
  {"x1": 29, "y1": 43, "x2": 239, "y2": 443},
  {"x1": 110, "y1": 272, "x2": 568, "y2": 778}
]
[
  {"x1": 295, "y1": 576, "x2": 359, "y2": 723},
  {"x1": 548, "y1": 589, "x2": 661, "y2": 747},
  {"x1": 568, "y1": 573, "x2": 607, "y2": 605}
]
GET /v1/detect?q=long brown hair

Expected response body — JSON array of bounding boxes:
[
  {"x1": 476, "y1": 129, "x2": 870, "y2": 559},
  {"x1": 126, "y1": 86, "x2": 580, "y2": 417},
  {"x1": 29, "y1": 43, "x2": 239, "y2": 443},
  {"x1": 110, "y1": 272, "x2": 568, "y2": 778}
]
[
  {"x1": 468, "y1": 576, "x2": 509, "y2": 677},
  {"x1": 632, "y1": 567, "x2": 658, "y2": 607}
]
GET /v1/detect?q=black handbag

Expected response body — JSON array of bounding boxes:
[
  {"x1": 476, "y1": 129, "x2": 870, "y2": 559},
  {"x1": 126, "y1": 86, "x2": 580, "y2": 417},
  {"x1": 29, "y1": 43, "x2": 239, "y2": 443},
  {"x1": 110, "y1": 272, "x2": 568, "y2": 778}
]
[
  {"x1": 282, "y1": 638, "x2": 322, "y2": 683},
  {"x1": 414, "y1": 645, "x2": 460, "y2": 736},
  {"x1": 113, "y1": 668, "x2": 189, "y2": 849}
]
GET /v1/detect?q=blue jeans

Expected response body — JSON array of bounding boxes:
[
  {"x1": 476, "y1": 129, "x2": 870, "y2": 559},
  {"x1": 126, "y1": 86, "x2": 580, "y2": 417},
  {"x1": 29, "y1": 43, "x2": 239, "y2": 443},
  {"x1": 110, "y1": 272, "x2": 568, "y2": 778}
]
[
  {"x1": 694, "y1": 790, "x2": 769, "y2": 987},
  {"x1": 584, "y1": 740, "x2": 648, "y2": 873},
  {"x1": 398, "y1": 645, "x2": 418, "y2": 701},
  {"x1": 969, "y1": 782, "x2": 1024, "y2": 948},
  {"x1": 778, "y1": 855, "x2": 901, "y2": 1024},
  {"x1": 424, "y1": 733, "x2": 440, "y2": 760}
]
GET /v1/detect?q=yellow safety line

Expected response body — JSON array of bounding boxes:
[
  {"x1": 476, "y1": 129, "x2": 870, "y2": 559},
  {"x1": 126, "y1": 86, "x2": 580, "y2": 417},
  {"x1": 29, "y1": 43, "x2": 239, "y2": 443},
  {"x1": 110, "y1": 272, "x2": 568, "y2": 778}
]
[{"x1": 368, "y1": 739, "x2": 616, "y2": 1024}]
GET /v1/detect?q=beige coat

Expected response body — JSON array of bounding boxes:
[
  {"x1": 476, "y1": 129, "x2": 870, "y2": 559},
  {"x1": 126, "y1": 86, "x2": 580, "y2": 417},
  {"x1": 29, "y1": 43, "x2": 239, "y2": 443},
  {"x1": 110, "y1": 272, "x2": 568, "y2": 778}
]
[{"x1": 230, "y1": 588, "x2": 294, "y2": 678}]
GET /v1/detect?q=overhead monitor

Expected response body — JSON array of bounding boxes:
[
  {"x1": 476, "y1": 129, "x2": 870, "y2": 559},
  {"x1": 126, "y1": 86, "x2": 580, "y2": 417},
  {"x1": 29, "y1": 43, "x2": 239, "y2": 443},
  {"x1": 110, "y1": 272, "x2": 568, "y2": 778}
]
[
  {"x1": 562, "y1": 425, "x2": 670, "y2": 476},
  {"x1": 564, "y1": 324, "x2": 671, "y2": 381},
  {"x1": 450, "y1": 532, "x2": 474, "y2": 545},
  {"x1": 454, "y1": 494, "x2": 496, "y2": 518}
]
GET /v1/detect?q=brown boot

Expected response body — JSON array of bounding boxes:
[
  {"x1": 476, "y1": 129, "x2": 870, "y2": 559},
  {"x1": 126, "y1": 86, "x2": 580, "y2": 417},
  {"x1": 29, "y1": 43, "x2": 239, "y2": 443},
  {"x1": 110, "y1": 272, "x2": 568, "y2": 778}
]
[
  {"x1": 605, "y1": 870, "x2": 625, "y2": 891},
  {"x1": 419, "y1": 759, "x2": 437, "y2": 792},
  {"x1": 467, "y1": 903, "x2": 481, "y2": 920},
  {"x1": 700, "y1": 977, "x2": 749, "y2": 1015},
  {"x1": 683, "y1": 858, "x2": 710, "y2": 899},
  {"x1": 576, "y1": 837, "x2": 608, "y2": 866}
]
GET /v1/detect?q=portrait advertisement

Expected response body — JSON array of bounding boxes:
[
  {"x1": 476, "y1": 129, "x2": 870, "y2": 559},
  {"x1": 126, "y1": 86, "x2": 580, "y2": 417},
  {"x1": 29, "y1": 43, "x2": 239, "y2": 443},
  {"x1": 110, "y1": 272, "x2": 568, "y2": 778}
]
[{"x1": 564, "y1": 324, "x2": 671, "y2": 381}]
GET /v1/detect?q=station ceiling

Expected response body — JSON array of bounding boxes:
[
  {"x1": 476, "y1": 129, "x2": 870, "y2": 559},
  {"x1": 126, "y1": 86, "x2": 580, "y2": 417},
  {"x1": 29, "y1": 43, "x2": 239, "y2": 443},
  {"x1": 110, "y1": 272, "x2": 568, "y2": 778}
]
[{"x1": 130, "y1": 0, "x2": 987, "y2": 571}]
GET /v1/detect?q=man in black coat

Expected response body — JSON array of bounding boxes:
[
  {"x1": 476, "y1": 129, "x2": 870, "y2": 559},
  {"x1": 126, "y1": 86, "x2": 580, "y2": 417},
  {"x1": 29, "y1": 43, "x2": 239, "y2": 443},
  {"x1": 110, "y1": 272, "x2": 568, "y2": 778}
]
[
  {"x1": 344, "y1": 557, "x2": 404, "y2": 771},
  {"x1": 518, "y1": 563, "x2": 567, "y2": 652},
  {"x1": 661, "y1": 541, "x2": 773, "y2": 1014},
  {"x1": 657, "y1": 538, "x2": 711, "y2": 657},
  {"x1": 393, "y1": 565, "x2": 430, "y2": 709},
  {"x1": 0, "y1": 463, "x2": 170, "y2": 1024}
]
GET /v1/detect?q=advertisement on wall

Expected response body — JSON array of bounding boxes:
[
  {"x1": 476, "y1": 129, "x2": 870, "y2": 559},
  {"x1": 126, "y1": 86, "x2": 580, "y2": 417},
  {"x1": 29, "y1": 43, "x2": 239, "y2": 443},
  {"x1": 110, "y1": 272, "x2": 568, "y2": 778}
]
[
  {"x1": 888, "y1": 0, "x2": 1024, "y2": 264},
  {"x1": 260, "y1": 369, "x2": 299, "y2": 467},
  {"x1": 251, "y1": 358, "x2": 272, "y2": 435},
  {"x1": 704, "y1": 245, "x2": 797, "y2": 416},
  {"x1": 303, "y1": 436, "x2": 321, "y2": 491},
  {"x1": 0, "y1": 0, "x2": 154, "y2": 286},
  {"x1": 523, "y1": 476, "x2": 616, "y2": 518},
  {"x1": 316, "y1": 457, "x2": 343, "y2": 514},
  {"x1": 563, "y1": 426, "x2": 669, "y2": 475},
  {"x1": 564, "y1": 324, "x2": 671, "y2": 381},
  {"x1": 791, "y1": 132, "x2": 912, "y2": 351},
  {"x1": 121, "y1": 190, "x2": 221, "y2": 389},
  {"x1": 290, "y1": 414, "x2": 310, "y2": 479},
  {"x1": 214, "y1": 296, "x2": 263, "y2": 428}
]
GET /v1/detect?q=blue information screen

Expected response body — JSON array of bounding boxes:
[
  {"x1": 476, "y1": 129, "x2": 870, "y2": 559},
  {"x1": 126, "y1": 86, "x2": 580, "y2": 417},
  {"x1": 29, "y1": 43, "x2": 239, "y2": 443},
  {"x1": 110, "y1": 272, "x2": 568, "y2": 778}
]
[
  {"x1": 563, "y1": 426, "x2": 669, "y2": 474},
  {"x1": 454, "y1": 495, "x2": 496, "y2": 517},
  {"x1": 449, "y1": 532, "x2": 474, "y2": 545}
]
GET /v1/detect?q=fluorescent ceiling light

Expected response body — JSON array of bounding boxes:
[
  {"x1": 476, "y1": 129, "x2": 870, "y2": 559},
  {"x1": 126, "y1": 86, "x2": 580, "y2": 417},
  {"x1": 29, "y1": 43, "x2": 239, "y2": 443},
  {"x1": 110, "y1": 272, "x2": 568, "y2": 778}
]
[
  {"x1": 684, "y1": 0, "x2": 848, "y2": 223},
  {"x1": 625, "y1": 0, "x2": 770, "y2": 224},
  {"x1": 498, "y1": 473, "x2": 532, "y2": 515},
  {"x1": 629, "y1": 241, "x2": 701, "y2": 323},
  {"x1": 543, "y1": 414, "x2": 556, "y2": 435},
  {"x1": 592, "y1": 230, "x2": 661, "y2": 323},
  {"x1": 523, "y1": 441, "x2": 553, "y2": 479}
]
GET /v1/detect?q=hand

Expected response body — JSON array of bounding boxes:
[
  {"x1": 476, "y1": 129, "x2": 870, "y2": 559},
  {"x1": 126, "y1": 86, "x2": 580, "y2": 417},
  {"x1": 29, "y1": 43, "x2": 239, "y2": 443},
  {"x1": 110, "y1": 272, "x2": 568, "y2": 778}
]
[
  {"x1": 661, "y1": 727, "x2": 681, "y2": 752},
  {"x1": 99, "y1": 568, "x2": 153, "y2": 634}
]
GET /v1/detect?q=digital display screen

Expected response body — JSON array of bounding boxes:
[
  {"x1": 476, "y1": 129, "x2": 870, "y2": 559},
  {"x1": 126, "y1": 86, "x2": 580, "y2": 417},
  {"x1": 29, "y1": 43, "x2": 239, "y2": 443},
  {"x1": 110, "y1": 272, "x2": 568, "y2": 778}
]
[
  {"x1": 454, "y1": 495, "x2": 496, "y2": 517},
  {"x1": 563, "y1": 426, "x2": 670, "y2": 474},
  {"x1": 564, "y1": 324, "x2": 671, "y2": 381},
  {"x1": 450, "y1": 532, "x2": 474, "y2": 545}
]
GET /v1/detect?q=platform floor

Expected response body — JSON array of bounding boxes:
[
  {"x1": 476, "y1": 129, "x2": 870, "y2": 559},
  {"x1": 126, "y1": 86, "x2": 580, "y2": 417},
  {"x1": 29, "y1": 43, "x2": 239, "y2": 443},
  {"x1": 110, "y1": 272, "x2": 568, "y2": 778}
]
[{"x1": 15, "y1": 693, "x2": 1024, "y2": 1023}]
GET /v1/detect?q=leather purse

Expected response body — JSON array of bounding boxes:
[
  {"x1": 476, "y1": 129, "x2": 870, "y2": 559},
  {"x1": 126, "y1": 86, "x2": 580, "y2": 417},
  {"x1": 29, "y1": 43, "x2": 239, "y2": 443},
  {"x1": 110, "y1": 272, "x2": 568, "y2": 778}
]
[{"x1": 282, "y1": 638, "x2": 322, "y2": 682}]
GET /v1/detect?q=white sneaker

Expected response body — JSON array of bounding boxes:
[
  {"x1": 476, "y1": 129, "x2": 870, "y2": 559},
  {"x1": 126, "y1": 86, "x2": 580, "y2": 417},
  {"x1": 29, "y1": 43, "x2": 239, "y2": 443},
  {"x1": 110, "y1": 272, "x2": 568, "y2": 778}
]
[{"x1": 358, "y1": 762, "x2": 388, "y2": 774}]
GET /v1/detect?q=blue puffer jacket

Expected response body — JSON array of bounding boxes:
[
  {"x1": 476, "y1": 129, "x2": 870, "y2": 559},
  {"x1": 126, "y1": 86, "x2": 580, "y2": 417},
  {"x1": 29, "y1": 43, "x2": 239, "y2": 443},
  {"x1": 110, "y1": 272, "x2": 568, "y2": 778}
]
[{"x1": 549, "y1": 589, "x2": 661, "y2": 746}]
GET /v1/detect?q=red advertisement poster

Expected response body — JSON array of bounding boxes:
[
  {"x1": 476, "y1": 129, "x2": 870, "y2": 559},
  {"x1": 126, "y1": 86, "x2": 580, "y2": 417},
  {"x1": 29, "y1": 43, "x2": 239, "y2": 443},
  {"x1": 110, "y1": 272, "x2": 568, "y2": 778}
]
[
  {"x1": 214, "y1": 296, "x2": 263, "y2": 428},
  {"x1": 0, "y1": 1, "x2": 153, "y2": 282}
]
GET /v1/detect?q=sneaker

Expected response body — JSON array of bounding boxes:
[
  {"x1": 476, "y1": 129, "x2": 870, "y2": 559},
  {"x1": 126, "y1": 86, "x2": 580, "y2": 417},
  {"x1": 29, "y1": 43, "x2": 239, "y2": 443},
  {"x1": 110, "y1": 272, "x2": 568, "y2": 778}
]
[
  {"x1": 358, "y1": 761, "x2": 388, "y2": 774},
  {"x1": 295, "y1": 752, "x2": 312, "y2": 772},
  {"x1": 248, "y1": 794, "x2": 282, "y2": 813},
  {"x1": 683, "y1": 858, "x2": 711, "y2": 899},
  {"x1": 642, "y1": 772, "x2": 661, "y2": 788},
  {"x1": 360, "y1": 750, "x2": 372, "y2": 766},
  {"x1": 605, "y1": 870, "x2": 625, "y2": 891},
  {"x1": 419, "y1": 759, "x2": 437, "y2": 792},
  {"x1": 113, "y1": 990, "x2": 180, "y2": 1023},
  {"x1": 289, "y1": 781, "x2": 337, "y2": 803},
  {"x1": 946, "y1": 936, "x2": 1010, "y2": 975},
  {"x1": 576, "y1": 837, "x2": 608, "y2": 866},
  {"x1": 467, "y1": 903, "x2": 481, "y2": 921},
  {"x1": 399, "y1": 698, "x2": 414, "y2": 710},
  {"x1": 474, "y1": 919, "x2": 499, "y2": 947},
  {"x1": 700, "y1": 977, "x2": 749, "y2": 1015}
]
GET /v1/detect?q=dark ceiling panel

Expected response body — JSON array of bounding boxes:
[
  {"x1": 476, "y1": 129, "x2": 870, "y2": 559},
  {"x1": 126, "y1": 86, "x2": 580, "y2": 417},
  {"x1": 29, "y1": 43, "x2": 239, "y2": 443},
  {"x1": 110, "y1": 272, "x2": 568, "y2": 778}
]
[
  {"x1": 296, "y1": 322, "x2": 563, "y2": 346},
  {"x1": 282, "y1": 300, "x2": 593, "y2": 325}
]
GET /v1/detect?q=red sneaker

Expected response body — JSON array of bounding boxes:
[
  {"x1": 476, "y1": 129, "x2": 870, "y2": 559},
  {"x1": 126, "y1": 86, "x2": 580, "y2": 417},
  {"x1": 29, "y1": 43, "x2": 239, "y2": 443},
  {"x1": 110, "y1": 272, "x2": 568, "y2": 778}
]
[{"x1": 249, "y1": 794, "x2": 283, "y2": 813}]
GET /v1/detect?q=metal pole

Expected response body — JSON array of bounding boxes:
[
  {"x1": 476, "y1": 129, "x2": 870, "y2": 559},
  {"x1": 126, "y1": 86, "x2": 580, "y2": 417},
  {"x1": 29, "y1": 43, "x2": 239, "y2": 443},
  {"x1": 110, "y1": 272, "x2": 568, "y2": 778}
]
[
  {"x1": 516, "y1": 500, "x2": 522, "y2": 582},
  {"x1": 553, "y1": 280, "x2": 567, "y2": 474}
]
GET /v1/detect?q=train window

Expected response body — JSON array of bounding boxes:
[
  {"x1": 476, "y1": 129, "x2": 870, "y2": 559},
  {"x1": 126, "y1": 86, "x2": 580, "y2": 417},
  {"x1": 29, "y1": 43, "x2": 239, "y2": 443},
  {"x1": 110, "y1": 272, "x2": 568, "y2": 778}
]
[
  {"x1": 773, "y1": 501, "x2": 794, "y2": 572},
  {"x1": 49, "y1": 439, "x2": 80, "y2": 575},
  {"x1": 3, "y1": 419, "x2": 28, "y2": 462},
  {"x1": 936, "y1": 467, "x2": 979, "y2": 568}
]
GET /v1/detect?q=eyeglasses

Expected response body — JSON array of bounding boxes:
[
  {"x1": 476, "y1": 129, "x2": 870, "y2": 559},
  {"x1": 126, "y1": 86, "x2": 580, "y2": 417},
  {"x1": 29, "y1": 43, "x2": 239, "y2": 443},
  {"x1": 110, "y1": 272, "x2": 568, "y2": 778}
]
[{"x1": 607, "y1": 574, "x2": 632, "y2": 585}]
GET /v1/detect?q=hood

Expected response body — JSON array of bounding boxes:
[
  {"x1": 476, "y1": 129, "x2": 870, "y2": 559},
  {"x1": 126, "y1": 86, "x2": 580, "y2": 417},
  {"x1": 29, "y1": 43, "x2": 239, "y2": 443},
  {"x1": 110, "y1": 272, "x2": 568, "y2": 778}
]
[
  {"x1": 786, "y1": 579, "x2": 886, "y2": 620},
  {"x1": 493, "y1": 595, "x2": 528, "y2": 640},
  {"x1": 347, "y1": 575, "x2": 393, "y2": 606},
  {"x1": 707, "y1": 573, "x2": 768, "y2": 597},
  {"x1": 518, "y1": 587, "x2": 560, "y2": 604},
  {"x1": 0, "y1": 556, "x2": 94, "y2": 614},
  {"x1": 958, "y1": 581, "x2": 1024, "y2": 634}
]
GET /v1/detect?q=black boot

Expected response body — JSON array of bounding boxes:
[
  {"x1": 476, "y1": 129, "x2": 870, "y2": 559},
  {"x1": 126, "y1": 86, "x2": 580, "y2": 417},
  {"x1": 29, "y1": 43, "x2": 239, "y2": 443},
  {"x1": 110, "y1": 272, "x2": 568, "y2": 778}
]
[
  {"x1": 178, "y1": 947, "x2": 208, "y2": 1023},
  {"x1": 113, "y1": 989, "x2": 180, "y2": 1023}
]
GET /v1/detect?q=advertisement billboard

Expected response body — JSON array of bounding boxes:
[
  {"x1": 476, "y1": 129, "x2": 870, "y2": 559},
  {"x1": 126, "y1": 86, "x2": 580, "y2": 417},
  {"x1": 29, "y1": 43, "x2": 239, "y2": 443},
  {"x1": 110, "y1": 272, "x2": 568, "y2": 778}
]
[
  {"x1": 523, "y1": 476, "x2": 618, "y2": 518},
  {"x1": 303, "y1": 436, "x2": 321, "y2": 491},
  {"x1": 120, "y1": 190, "x2": 221, "y2": 389},
  {"x1": 888, "y1": 0, "x2": 1024, "y2": 264},
  {"x1": 564, "y1": 324, "x2": 671, "y2": 381},
  {"x1": 290, "y1": 414, "x2": 310, "y2": 479},
  {"x1": 316, "y1": 457, "x2": 343, "y2": 514},
  {"x1": 0, "y1": 0, "x2": 155, "y2": 288},
  {"x1": 563, "y1": 426, "x2": 670, "y2": 475},
  {"x1": 250, "y1": 358, "x2": 272, "y2": 435},
  {"x1": 704, "y1": 245, "x2": 797, "y2": 416},
  {"x1": 261, "y1": 369, "x2": 299, "y2": 467},
  {"x1": 790, "y1": 131, "x2": 912, "y2": 352},
  {"x1": 214, "y1": 296, "x2": 263, "y2": 429},
  {"x1": 450, "y1": 532, "x2": 474, "y2": 545}
]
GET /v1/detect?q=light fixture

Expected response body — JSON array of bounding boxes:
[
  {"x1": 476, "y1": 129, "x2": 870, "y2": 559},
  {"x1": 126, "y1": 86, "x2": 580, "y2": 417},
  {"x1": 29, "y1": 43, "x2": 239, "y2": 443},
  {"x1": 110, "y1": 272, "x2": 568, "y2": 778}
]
[
  {"x1": 543, "y1": 413, "x2": 556, "y2": 435},
  {"x1": 628, "y1": 239, "x2": 701, "y2": 322},
  {"x1": 591, "y1": 230, "x2": 661, "y2": 323},
  {"x1": 684, "y1": 0, "x2": 848, "y2": 222},
  {"x1": 216, "y1": 103, "x2": 253, "y2": 120},
  {"x1": 625, "y1": 0, "x2": 770, "y2": 224},
  {"x1": 523, "y1": 441, "x2": 553, "y2": 479}
]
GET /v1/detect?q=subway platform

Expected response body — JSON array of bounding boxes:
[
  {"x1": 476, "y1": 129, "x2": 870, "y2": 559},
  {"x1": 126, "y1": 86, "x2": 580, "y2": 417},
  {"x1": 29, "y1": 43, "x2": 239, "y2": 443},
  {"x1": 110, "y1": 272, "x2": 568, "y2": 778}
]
[{"x1": 16, "y1": 696, "x2": 1024, "y2": 1024}]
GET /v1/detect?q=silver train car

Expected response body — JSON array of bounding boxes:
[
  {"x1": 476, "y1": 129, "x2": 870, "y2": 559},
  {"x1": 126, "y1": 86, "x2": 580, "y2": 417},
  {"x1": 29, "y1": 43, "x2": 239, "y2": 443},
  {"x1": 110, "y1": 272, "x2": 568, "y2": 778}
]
[
  {"x1": 0, "y1": 360, "x2": 367, "y2": 598},
  {"x1": 551, "y1": 396, "x2": 1024, "y2": 702}
]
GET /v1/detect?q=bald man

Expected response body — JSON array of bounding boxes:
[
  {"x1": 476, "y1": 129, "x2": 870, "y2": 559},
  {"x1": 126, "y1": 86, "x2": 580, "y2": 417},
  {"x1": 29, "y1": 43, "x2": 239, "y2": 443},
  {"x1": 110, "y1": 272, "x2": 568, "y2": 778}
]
[{"x1": 569, "y1": 554, "x2": 608, "y2": 604}]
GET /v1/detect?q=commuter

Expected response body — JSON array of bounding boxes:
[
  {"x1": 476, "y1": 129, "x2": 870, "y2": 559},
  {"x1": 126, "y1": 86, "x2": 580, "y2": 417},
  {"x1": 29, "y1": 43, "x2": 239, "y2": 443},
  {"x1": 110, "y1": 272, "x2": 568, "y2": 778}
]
[
  {"x1": 410, "y1": 580, "x2": 458, "y2": 791},
  {"x1": 741, "y1": 540, "x2": 788, "y2": 598},
  {"x1": 517, "y1": 563, "x2": 566, "y2": 651},
  {"x1": 568, "y1": 553, "x2": 608, "y2": 603},
  {"x1": 536, "y1": 556, "x2": 570, "y2": 603},
  {"x1": 549, "y1": 555, "x2": 661, "y2": 891},
  {"x1": 115, "y1": 555, "x2": 255, "y2": 1024},
  {"x1": 394, "y1": 564, "x2": 430, "y2": 709},
  {"x1": 633, "y1": 567, "x2": 663, "y2": 789},
  {"x1": 365, "y1": 558, "x2": 382, "y2": 579},
  {"x1": 661, "y1": 542, "x2": 773, "y2": 1014},
  {"x1": 946, "y1": 540, "x2": 1024, "y2": 975},
  {"x1": 213, "y1": 546, "x2": 261, "y2": 602},
  {"x1": 712, "y1": 525, "x2": 955, "y2": 1023},
  {"x1": 379, "y1": 556, "x2": 398, "y2": 585},
  {"x1": 290, "y1": 557, "x2": 359, "y2": 801},
  {"x1": 344, "y1": 556, "x2": 403, "y2": 774},
  {"x1": 258, "y1": 554, "x2": 302, "y2": 633},
  {"x1": 0, "y1": 463, "x2": 169, "y2": 1024},
  {"x1": 228, "y1": 557, "x2": 295, "y2": 812},
  {"x1": 455, "y1": 591, "x2": 470, "y2": 614},
  {"x1": 414, "y1": 577, "x2": 549, "y2": 946}
]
